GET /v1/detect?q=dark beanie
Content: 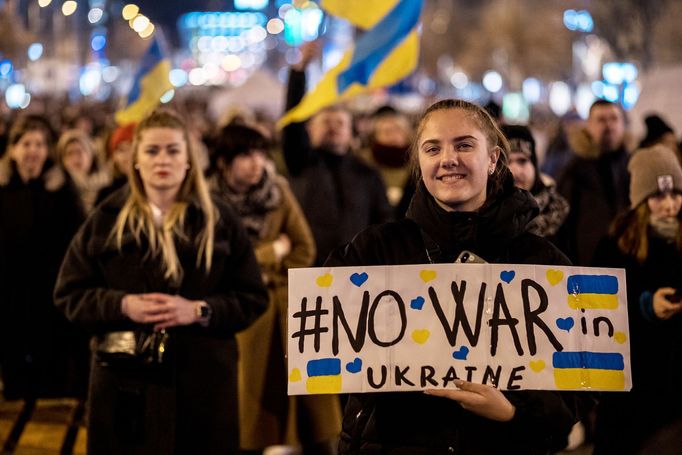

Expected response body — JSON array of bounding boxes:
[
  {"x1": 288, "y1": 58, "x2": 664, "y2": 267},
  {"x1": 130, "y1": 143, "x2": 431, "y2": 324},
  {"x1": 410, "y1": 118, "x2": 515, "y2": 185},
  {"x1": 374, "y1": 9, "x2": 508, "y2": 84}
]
[
  {"x1": 639, "y1": 114, "x2": 674, "y2": 148},
  {"x1": 501, "y1": 124, "x2": 543, "y2": 193},
  {"x1": 210, "y1": 123, "x2": 270, "y2": 171},
  {"x1": 501, "y1": 124, "x2": 537, "y2": 168}
]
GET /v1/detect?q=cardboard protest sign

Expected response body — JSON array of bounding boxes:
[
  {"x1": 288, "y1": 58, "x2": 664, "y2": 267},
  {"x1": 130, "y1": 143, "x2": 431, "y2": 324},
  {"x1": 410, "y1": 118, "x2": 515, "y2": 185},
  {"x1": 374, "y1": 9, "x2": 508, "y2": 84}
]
[{"x1": 288, "y1": 263, "x2": 631, "y2": 394}]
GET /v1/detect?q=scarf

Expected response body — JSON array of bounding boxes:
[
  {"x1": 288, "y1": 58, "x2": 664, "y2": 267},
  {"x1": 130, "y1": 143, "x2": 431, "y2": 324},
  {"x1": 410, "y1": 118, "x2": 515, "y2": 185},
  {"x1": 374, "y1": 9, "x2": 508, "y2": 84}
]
[
  {"x1": 219, "y1": 163, "x2": 282, "y2": 240},
  {"x1": 650, "y1": 216, "x2": 679, "y2": 240}
]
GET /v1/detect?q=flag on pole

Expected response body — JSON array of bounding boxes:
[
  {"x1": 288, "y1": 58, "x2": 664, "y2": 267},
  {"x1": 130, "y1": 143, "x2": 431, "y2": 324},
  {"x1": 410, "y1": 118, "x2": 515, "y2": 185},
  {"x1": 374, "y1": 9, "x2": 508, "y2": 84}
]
[
  {"x1": 115, "y1": 36, "x2": 173, "y2": 125},
  {"x1": 278, "y1": 0, "x2": 423, "y2": 128}
]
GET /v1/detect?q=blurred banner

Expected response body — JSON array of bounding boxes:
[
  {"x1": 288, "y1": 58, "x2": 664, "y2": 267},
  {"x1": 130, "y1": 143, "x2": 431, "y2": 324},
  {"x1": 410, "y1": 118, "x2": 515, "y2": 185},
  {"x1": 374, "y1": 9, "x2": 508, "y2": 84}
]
[
  {"x1": 115, "y1": 35, "x2": 173, "y2": 125},
  {"x1": 278, "y1": 0, "x2": 423, "y2": 127}
]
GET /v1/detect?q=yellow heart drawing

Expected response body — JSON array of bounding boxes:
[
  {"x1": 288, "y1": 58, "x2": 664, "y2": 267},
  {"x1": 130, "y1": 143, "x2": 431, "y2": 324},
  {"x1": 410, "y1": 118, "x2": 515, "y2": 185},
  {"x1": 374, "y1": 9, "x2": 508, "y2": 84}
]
[
  {"x1": 546, "y1": 269, "x2": 564, "y2": 286},
  {"x1": 529, "y1": 360, "x2": 546, "y2": 373},
  {"x1": 411, "y1": 329, "x2": 431, "y2": 345},
  {"x1": 289, "y1": 368, "x2": 302, "y2": 382},
  {"x1": 614, "y1": 331, "x2": 627, "y2": 344},
  {"x1": 316, "y1": 273, "x2": 333, "y2": 287},
  {"x1": 419, "y1": 270, "x2": 437, "y2": 283}
]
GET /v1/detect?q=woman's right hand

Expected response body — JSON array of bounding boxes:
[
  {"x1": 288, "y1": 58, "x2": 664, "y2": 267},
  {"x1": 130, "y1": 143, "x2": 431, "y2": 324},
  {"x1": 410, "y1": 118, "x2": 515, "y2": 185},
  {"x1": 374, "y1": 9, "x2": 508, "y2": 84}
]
[
  {"x1": 121, "y1": 294, "x2": 173, "y2": 324},
  {"x1": 652, "y1": 287, "x2": 682, "y2": 320}
]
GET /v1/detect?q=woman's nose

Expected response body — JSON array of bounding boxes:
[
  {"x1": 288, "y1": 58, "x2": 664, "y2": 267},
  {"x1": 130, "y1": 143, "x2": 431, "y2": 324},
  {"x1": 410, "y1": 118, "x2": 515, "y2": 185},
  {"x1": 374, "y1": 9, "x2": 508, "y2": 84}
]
[{"x1": 441, "y1": 148, "x2": 459, "y2": 167}]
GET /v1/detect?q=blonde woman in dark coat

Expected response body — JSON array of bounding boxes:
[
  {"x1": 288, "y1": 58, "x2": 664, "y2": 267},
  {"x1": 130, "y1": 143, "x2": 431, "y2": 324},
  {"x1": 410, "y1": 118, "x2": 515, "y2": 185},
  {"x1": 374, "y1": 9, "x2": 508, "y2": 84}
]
[
  {"x1": 210, "y1": 123, "x2": 341, "y2": 454},
  {"x1": 54, "y1": 111, "x2": 268, "y2": 455}
]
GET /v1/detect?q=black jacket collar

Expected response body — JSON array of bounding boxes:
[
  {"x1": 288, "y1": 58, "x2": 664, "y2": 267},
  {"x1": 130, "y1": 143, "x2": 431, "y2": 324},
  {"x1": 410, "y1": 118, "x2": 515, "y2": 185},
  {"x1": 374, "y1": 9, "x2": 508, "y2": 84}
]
[{"x1": 405, "y1": 169, "x2": 539, "y2": 262}]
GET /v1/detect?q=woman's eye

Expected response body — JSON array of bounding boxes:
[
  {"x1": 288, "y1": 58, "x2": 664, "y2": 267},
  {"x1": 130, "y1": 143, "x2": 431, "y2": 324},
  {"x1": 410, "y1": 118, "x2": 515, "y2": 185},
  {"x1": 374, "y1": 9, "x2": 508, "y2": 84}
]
[
  {"x1": 144, "y1": 147, "x2": 158, "y2": 155},
  {"x1": 457, "y1": 143, "x2": 473, "y2": 150}
]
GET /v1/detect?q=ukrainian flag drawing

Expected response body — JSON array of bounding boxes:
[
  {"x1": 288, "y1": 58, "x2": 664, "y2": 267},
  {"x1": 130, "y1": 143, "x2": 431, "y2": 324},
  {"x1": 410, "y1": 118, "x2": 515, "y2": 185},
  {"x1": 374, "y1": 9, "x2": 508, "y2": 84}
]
[
  {"x1": 278, "y1": 0, "x2": 423, "y2": 127},
  {"x1": 115, "y1": 36, "x2": 173, "y2": 125},
  {"x1": 306, "y1": 358, "x2": 342, "y2": 394},
  {"x1": 553, "y1": 352, "x2": 626, "y2": 390},
  {"x1": 567, "y1": 274, "x2": 619, "y2": 310}
]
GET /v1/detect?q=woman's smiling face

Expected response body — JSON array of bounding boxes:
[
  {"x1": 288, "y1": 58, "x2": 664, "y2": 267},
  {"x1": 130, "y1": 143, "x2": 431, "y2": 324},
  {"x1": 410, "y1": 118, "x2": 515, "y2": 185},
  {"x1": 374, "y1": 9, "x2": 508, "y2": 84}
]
[{"x1": 418, "y1": 108, "x2": 499, "y2": 212}]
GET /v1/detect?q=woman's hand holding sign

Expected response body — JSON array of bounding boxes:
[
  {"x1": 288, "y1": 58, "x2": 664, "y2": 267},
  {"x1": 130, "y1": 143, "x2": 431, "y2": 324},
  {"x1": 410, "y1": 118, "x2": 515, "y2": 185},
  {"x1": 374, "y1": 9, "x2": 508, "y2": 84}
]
[{"x1": 425, "y1": 380, "x2": 516, "y2": 422}]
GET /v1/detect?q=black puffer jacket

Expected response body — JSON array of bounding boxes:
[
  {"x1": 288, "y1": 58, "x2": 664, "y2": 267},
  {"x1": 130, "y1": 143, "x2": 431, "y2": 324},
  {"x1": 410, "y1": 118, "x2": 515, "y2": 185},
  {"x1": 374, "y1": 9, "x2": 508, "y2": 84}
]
[{"x1": 325, "y1": 173, "x2": 595, "y2": 454}]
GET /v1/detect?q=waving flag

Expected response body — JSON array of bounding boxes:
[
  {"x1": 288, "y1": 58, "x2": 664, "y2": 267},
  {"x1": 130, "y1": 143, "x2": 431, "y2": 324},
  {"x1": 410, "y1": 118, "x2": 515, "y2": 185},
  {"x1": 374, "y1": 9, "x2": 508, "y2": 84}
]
[
  {"x1": 279, "y1": 0, "x2": 423, "y2": 127},
  {"x1": 115, "y1": 36, "x2": 173, "y2": 125}
]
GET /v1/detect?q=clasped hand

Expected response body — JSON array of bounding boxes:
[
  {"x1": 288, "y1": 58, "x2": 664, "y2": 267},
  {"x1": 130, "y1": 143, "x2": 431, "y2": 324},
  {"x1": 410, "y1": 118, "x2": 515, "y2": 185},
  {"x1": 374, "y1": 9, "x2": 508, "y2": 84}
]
[
  {"x1": 425, "y1": 380, "x2": 516, "y2": 422},
  {"x1": 122, "y1": 293, "x2": 200, "y2": 330}
]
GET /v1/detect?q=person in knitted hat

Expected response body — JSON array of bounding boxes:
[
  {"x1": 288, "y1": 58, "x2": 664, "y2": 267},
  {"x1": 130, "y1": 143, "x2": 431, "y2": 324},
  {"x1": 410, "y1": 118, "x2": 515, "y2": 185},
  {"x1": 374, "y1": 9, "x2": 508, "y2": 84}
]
[
  {"x1": 502, "y1": 124, "x2": 569, "y2": 240},
  {"x1": 592, "y1": 144, "x2": 682, "y2": 454}
]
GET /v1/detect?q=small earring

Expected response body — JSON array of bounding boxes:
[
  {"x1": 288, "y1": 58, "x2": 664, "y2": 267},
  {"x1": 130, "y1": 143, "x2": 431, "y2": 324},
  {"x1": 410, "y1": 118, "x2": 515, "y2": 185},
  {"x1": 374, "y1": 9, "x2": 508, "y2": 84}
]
[
  {"x1": 489, "y1": 168, "x2": 494, "y2": 175},
  {"x1": 134, "y1": 163, "x2": 140, "y2": 170}
]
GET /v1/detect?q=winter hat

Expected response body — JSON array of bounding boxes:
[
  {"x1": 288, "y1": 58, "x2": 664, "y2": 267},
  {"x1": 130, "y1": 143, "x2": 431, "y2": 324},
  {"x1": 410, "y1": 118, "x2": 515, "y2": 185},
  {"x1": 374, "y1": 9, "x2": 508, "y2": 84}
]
[
  {"x1": 639, "y1": 114, "x2": 674, "y2": 148},
  {"x1": 501, "y1": 125, "x2": 537, "y2": 168},
  {"x1": 628, "y1": 144, "x2": 682, "y2": 208},
  {"x1": 210, "y1": 123, "x2": 270, "y2": 171},
  {"x1": 107, "y1": 123, "x2": 136, "y2": 157}
]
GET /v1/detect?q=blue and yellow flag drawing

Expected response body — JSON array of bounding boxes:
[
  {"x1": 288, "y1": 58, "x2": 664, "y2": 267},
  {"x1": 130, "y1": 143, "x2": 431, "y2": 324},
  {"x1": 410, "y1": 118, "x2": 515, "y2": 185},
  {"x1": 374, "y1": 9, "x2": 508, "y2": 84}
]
[
  {"x1": 115, "y1": 36, "x2": 173, "y2": 125},
  {"x1": 279, "y1": 0, "x2": 423, "y2": 127}
]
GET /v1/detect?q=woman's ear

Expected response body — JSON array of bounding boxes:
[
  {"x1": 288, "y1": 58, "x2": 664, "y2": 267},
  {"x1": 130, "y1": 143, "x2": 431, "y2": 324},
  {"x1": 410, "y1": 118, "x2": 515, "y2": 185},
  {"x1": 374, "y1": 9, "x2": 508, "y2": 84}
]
[{"x1": 490, "y1": 146, "x2": 501, "y2": 168}]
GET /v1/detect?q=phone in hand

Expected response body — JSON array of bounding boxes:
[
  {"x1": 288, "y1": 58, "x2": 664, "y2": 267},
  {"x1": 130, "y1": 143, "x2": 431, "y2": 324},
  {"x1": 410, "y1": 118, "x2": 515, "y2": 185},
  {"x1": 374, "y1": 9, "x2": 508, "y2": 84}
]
[
  {"x1": 455, "y1": 250, "x2": 487, "y2": 264},
  {"x1": 666, "y1": 289, "x2": 682, "y2": 303}
]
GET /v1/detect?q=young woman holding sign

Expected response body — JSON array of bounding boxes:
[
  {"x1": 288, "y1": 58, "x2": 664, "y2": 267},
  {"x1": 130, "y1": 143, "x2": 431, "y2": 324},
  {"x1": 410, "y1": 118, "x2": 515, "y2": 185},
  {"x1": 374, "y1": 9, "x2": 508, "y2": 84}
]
[
  {"x1": 592, "y1": 145, "x2": 682, "y2": 454},
  {"x1": 325, "y1": 99, "x2": 594, "y2": 453},
  {"x1": 54, "y1": 110, "x2": 268, "y2": 454}
]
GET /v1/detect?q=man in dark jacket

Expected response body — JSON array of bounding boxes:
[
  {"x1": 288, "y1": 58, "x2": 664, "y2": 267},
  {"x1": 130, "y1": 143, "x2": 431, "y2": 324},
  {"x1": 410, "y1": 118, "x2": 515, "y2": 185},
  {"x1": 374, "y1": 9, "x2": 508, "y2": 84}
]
[
  {"x1": 557, "y1": 100, "x2": 630, "y2": 266},
  {"x1": 282, "y1": 42, "x2": 392, "y2": 266}
]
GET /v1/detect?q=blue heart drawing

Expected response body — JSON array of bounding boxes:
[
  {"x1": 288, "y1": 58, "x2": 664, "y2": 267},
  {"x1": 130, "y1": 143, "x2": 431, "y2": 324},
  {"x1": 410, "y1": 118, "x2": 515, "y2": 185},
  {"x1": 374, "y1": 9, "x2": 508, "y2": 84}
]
[
  {"x1": 346, "y1": 357, "x2": 363, "y2": 373},
  {"x1": 500, "y1": 270, "x2": 516, "y2": 284},
  {"x1": 350, "y1": 272, "x2": 369, "y2": 287},
  {"x1": 410, "y1": 296, "x2": 425, "y2": 310},
  {"x1": 452, "y1": 346, "x2": 469, "y2": 360},
  {"x1": 556, "y1": 317, "x2": 575, "y2": 332}
]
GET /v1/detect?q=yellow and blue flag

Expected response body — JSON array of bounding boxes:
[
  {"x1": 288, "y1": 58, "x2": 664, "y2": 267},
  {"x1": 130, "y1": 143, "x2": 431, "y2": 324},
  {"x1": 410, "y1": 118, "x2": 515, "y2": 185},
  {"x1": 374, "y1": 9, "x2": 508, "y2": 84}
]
[
  {"x1": 567, "y1": 274, "x2": 619, "y2": 310},
  {"x1": 306, "y1": 358, "x2": 342, "y2": 394},
  {"x1": 279, "y1": 0, "x2": 423, "y2": 127},
  {"x1": 553, "y1": 351, "x2": 625, "y2": 390},
  {"x1": 115, "y1": 36, "x2": 172, "y2": 125}
]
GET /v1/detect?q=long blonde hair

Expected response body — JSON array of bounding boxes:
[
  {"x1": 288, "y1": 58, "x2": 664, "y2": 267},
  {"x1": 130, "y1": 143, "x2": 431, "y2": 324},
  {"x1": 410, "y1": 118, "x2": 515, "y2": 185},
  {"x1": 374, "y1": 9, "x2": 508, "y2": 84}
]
[{"x1": 111, "y1": 110, "x2": 216, "y2": 283}]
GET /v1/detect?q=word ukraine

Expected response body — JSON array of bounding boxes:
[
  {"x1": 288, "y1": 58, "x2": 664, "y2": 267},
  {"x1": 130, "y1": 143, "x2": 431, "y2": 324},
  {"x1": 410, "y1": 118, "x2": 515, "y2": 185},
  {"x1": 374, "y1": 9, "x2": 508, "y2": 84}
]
[{"x1": 288, "y1": 264, "x2": 631, "y2": 395}]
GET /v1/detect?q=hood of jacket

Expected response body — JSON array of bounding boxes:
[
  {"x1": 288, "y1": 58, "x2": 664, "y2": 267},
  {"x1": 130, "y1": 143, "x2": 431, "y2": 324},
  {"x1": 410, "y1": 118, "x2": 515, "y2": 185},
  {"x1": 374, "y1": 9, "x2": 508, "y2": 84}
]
[
  {"x1": 568, "y1": 126, "x2": 634, "y2": 160},
  {"x1": 405, "y1": 168, "x2": 539, "y2": 262}
]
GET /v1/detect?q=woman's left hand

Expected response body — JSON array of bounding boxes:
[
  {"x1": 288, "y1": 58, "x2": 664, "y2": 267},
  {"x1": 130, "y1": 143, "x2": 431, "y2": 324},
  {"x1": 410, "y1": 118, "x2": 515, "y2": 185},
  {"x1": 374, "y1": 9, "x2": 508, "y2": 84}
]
[
  {"x1": 424, "y1": 380, "x2": 516, "y2": 422},
  {"x1": 140, "y1": 293, "x2": 199, "y2": 330}
]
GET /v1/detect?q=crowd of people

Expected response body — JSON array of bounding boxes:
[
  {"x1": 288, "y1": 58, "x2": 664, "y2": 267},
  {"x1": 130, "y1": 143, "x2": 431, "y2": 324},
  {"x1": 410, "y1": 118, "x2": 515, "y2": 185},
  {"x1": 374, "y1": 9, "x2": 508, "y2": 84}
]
[{"x1": 0, "y1": 49, "x2": 681, "y2": 455}]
